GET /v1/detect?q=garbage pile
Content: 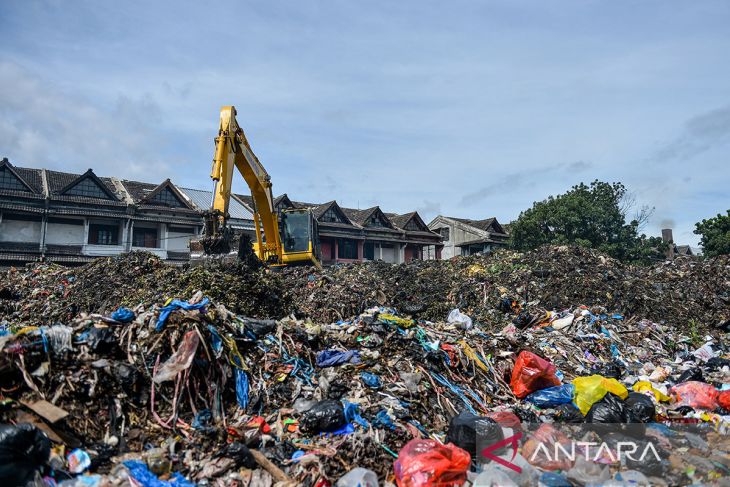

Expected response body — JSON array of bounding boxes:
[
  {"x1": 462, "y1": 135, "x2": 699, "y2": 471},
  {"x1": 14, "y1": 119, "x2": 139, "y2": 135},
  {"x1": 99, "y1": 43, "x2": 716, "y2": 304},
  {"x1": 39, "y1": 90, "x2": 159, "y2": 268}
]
[
  {"x1": 0, "y1": 247, "x2": 728, "y2": 486},
  {"x1": 281, "y1": 246, "x2": 730, "y2": 330}
]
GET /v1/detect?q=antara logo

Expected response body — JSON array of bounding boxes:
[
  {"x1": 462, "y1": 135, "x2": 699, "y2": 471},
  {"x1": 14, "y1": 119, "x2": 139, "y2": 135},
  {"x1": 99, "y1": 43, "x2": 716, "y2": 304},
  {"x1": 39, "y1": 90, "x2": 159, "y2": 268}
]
[
  {"x1": 480, "y1": 432, "x2": 523, "y2": 473},
  {"x1": 528, "y1": 440, "x2": 661, "y2": 464}
]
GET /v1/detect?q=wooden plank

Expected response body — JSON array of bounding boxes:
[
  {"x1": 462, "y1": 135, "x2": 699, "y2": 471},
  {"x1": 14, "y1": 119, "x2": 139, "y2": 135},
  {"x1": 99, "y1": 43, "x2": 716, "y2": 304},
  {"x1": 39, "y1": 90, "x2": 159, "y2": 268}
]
[{"x1": 21, "y1": 399, "x2": 69, "y2": 423}]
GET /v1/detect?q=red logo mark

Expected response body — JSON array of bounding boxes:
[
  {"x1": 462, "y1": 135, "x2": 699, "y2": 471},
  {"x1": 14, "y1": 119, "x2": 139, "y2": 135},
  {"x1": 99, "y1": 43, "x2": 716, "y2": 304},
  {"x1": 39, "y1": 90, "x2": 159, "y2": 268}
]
[{"x1": 480, "y1": 431, "x2": 523, "y2": 473}]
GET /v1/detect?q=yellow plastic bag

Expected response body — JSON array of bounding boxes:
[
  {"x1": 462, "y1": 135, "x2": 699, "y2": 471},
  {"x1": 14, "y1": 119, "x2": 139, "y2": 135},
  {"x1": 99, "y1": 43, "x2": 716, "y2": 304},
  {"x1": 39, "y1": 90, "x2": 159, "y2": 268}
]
[
  {"x1": 633, "y1": 381, "x2": 670, "y2": 402},
  {"x1": 572, "y1": 374, "x2": 628, "y2": 415}
]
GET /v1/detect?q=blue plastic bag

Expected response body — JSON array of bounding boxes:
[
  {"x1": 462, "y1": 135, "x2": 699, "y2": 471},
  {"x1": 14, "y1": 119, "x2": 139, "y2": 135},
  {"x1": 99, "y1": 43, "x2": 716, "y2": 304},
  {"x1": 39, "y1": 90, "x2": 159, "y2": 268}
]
[
  {"x1": 343, "y1": 401, "x2": 369, "y2": 428},
  {"x1": 361, "y1": 372, "x2": 381, "y2": 388},
  {"x1": 123, "y1": 460, "x2": 195, "y2": 487},
  {"x1": 372, "y1": 410, "x2": 396, "y2": 430},
  {"x1": 235, "y1": 369, "x2": 249, "y2": 409},
  {"x1": 111, "y1": 307, "x2": 135, "y2": 323},
  {"x1": 525, "y1": 383, "x2": 575, "y2": 408},
  {"x1": 315, "y1": 350, "x2": 360, "y2": 367},
  {"x1": 155, "y1": 298, "x2": 209, "y2": 332}
]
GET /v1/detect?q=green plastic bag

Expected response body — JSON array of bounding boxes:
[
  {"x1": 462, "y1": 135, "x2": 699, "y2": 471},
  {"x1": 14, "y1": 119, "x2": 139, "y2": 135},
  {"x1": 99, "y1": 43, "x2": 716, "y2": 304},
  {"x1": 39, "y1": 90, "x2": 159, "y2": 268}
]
[{"x1": 572, "y1": 374, "x2": 628, "y2": 415}]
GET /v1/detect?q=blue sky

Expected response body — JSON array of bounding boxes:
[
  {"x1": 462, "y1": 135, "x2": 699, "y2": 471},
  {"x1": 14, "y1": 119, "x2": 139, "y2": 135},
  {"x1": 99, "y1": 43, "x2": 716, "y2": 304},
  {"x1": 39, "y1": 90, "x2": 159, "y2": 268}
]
[{"x1": 1, "y1": 1, "x2": 729, "y2": 246}]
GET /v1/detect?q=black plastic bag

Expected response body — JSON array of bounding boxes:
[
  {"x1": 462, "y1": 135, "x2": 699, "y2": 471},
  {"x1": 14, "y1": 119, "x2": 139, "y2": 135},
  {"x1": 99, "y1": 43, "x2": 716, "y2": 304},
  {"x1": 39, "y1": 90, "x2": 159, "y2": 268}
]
[
  {"x1": 625, "y1": 392, "x2": 655, "y2": 423},
  {"x1": 300, "y1": 400, "x2": 346, "y2": 433},
  {"x1": 87, "y1": 326, "x2": 116, "y2": 353},
  {"x1": 222, "y1": 442, "x2": 257, "y2": 469},
  {"x1": 591, "y1": 362, "x2": 623, "y2": 380},
  {"x1": 677, "y1": 367, "x2": 704, "y2": 383},
  {"x1": 553, "y1": 403, "x2": 584, "y2": 423},
  {"x1": 0, "y1": 423, "x2": 51, "y2": 486},
  {"x1": 445, "y1": 411, "x2": 503, "y2": 460},
  {"x1": 586, "y1": 393, "x2": 628, "y2": 424},
  {"x1": 706, "y1": 357, "x2": 730, "y2": 370},
  {"x1": 241, "y1": 318, "x2": 277, "y2": 337}
]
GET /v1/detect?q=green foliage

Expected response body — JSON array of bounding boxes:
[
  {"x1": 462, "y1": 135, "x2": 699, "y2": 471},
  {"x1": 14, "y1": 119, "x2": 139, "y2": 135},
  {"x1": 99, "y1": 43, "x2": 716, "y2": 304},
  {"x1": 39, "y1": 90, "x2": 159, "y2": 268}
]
[
  {"x1": 694, "y1": 210, "x2": 730, "y2": 257},
  {"x1": 510, "y1": 181, "x2": 666, "y2": 264}
]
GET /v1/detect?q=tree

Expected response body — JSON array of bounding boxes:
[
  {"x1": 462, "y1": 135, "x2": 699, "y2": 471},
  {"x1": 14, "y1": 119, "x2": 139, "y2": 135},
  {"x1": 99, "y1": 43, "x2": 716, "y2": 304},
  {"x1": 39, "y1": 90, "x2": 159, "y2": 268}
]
[
  {"x1": 694, "y1": 210, "x2": 730, "y2": 257},
  {"x1": 510, "y1": 180, "x2": 666, "y2": 263}
]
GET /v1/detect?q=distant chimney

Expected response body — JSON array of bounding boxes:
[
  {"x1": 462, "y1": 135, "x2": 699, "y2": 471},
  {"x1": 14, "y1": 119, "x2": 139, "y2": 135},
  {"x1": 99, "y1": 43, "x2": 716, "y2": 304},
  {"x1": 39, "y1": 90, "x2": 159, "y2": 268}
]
[{"x1": 662, "y1": 228, "x2": 675, "y2": 260}]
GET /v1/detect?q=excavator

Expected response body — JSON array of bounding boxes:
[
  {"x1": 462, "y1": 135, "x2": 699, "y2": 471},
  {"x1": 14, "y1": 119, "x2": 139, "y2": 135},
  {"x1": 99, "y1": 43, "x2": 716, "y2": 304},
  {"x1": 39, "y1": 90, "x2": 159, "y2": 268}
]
[{"x1": 190, "y1": 106, "x2": 320, "y2": 267}]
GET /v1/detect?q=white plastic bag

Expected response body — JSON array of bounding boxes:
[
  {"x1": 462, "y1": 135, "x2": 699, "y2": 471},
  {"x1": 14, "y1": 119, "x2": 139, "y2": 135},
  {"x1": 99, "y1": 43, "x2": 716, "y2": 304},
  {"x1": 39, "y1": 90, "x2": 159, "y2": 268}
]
[{"x1": 447, "y1": 308, "x2": 473, "y2": 330}]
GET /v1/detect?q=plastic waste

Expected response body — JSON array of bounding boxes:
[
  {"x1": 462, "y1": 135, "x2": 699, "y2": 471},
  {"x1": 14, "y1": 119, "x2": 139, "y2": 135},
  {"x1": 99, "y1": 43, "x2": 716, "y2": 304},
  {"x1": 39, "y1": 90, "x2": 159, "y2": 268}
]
[
  {"x1": 591, "y1": 361, "x2": 622, "y2": 379},
  {"x1": 445, "y1": 411, "x2": 502, "y2": 460},
  {"x1": 87, "y1": 326, "x2": 116, "y2": 353},
  {"x1": 336, "y1": 467, "x2": 379, "y2": 487},
  {"x1": 539, "y1": 471, "x2": 571, "y2": 487},
  {"x1": 153, "y1": 330, "x2": 200, "y2": 383},
  {"x1": 614, "y1": 470, "x2": 650, "y2": 485},
  {"x1": 525, "y1": 383, "x2": 575, "y2": 408},
  {"x1": 400, "y1": 372, "x2": 422, "y2": 393},
  {"x1": 624, "y1": 392, "x2": 655, "y2": 423},
  {"x1": 316, "y1": 350, "x2": 361, "y2": 367},
  {"x1": 361, "y1": 371, "x2": 382, "y2": 388},
  {"x1": 372, "y1": 410, "x2": 395, "y2": 430},
  {"x1": 632, "y1": 381, "x2": 670, "y2": 402},
  {"x1": 393, "y1": 439, "x2": 470, "y2": 487},
  {"x1": 241, "y1": 317, "x2": 277, "y2": 337},
  {"x1": 677, "y1": 367, "x2": 704, "y2": 383},
  {"x1": 566, "y1": 456, "x2": 610, "y2": 485},
  {"x1": 235, "y1": 368, "x2": 249, "y2": 408},
  {"x1": 45, "y1": 324, "x2": 74, "y2": 354},
  {"x1": 68, "y1": 448, "x2": 92, "y2": 474},
  {"x1": 510, "y1": 351, "x2": 561, "y2": 399},
  {"x1": 111, "y1": 307, "x2": 135, "y2": 323},
  {"x1": 572, "y1": 374, "x2": 628, "y2": 415},
  {"x1": 473, "y1": 466, "x2": 517, "y2": 486},
  {"x1": 670, "y1": 381, "x2": 719, "y2": 410},
  {"x1": 718, "y1": 390, "x2": 730, "y2": 410},
  {"x1": 447, "y1": 308, "x2": 473, "y2": 330},
  {"x1": 552, "y1": 403, "x2": 584, "y2": 423},
  {"x1": 585, "y1": 393, "x2": 628, "y2": 424},
  {"x1": 691, "y1": 342, "x2": 716, "y2": 362},
  {"x1": 155, "y1": 297, "x2": 209, "y2": 331},
  {"x1": 123, "y1": 460, "x2": 195, "y2": 487},
  {"x1": 300, "y1": 399, "x2": 347, "y2": 433},
  {"x1": 222, "y1": 442, "x2": 257, "y2": 469},
  {"x1": 484, "y1": 410, "x2": 521, "y2": 429},
  {"x1": 0, "y1": 423, "x2": 51, "y2": 486}
]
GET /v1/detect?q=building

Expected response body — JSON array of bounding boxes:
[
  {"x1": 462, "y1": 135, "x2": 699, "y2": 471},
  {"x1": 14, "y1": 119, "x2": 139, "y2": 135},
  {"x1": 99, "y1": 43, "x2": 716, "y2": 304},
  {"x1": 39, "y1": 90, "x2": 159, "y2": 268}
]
[
  {"x1": 0, "y1": 159, "x2": 443, "y2": 267},
  {"x1": 0, "y1": 159, "x2": 204, "y2": 266},
  {"x1": 427, "y1": 215, "x2": 509, "y2": 259}
]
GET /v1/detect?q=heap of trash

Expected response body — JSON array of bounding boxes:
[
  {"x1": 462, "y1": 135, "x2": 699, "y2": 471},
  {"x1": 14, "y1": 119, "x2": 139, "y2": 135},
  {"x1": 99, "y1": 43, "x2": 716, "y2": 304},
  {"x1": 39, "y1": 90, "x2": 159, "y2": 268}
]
[{"x1": 0, "y1": 247, "x2": 728, "y2": 486}]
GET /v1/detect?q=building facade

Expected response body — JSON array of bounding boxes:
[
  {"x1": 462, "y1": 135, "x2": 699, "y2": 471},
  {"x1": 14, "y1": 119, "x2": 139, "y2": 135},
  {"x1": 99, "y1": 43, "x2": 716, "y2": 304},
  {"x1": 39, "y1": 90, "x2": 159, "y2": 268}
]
[
  {"x1": 0, "y1": 159, "x2": 203, "y2": 266},
  {"x1": 0, "y1": 159, "x2": 443, "y2": 267},
  {"x1": 427, "y1": 215, "x2": 509, "y2": 259}
]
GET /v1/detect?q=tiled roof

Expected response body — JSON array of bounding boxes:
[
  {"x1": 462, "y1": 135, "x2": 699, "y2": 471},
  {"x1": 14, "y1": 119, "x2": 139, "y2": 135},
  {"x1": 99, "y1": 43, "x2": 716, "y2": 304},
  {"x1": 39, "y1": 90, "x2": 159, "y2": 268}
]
[
  {"x1": 181, "y1": 187, "x2": 254, "y2": 221},
  {"x1": 13, "y1": 167, "x2": 44, "y2": 193}
]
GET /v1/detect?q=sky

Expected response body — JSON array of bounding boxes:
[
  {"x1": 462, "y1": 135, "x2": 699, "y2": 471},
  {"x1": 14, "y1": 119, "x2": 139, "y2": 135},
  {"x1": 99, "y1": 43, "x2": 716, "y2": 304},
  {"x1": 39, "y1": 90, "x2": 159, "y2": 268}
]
[{"x1": 1, "y1": 1, "x2": 729, "y2": 247}]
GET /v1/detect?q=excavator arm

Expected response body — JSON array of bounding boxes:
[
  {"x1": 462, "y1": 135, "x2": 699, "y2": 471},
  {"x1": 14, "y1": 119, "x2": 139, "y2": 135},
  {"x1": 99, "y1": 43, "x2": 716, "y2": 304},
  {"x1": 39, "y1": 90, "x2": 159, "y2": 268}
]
[
  {"x1": 194, "y1": 105, "x2": 320, "y2": 268},
  {"x1": 208, "y1": 106, "x2": 283, "y2": 263}
]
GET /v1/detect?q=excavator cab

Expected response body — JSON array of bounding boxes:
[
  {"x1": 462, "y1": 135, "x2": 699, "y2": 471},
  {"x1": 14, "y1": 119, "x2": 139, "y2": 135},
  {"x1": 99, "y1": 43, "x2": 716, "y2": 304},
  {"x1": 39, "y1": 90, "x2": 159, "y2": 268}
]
[{"x1": 251, "y1": 208, "x2": 319, "y2": 266}]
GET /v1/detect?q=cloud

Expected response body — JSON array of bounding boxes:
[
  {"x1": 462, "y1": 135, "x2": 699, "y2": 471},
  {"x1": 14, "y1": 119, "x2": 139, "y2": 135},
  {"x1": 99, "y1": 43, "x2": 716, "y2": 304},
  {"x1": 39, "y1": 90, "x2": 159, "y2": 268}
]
[
  {"x1": 458, "y1": 160, "x2": 593, "y2": 206},
  {"x1": 416, "y1": 199, "x2": 441, "y2": 221},
  {"x1": 0, "y1": 61, "x2": 177, "y2": 181},
  {"x1": 651, "y1": 104, "x2": 730, "y2": 163}
]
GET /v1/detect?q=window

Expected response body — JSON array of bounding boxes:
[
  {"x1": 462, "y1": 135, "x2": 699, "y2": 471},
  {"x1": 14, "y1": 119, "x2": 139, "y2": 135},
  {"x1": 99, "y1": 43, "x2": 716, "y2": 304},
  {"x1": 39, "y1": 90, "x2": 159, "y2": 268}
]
[
  {"x1": 48, "y1": 217, "x2": 84, "y2": 225},
  {"x1": 168, "y1": 226, "x2": 195, "y2": 234},
  {"x1": 65, "y1": 178, "x2": 112, "y2": 199},
  {"x1": 0, "y1": 167, "x2": 29, "y2": 192},
  {"x1": 364, "y1": 242, "x2": 375, "y2": 260},
  {"x1": 367, "y1": 213, "x2": 389, "y2": 227},
  {"x1": 282, "y1": 211, "x2": 310, "y2": 252},
  {"x1": 149, "y1": 187, "x2": 185, "y2": 208},
  {"x1": 438, "y1": 227, "x2": 450, "y2": 241},
  {"x1": 133, "y1": 227, "x2": 158, "y2": 248},
  {"x1": 405, "y1": 219, "x2": 421, "y2": 231},
  {"x1": 88, "y1": 224, "x2": 119, "y2": 245},
  {"x1": 320, "y1": 207, "x2": 342, "y2": 223},
  {"x1": 337, "y1": 238, "x2": 358, "y2": 259}
]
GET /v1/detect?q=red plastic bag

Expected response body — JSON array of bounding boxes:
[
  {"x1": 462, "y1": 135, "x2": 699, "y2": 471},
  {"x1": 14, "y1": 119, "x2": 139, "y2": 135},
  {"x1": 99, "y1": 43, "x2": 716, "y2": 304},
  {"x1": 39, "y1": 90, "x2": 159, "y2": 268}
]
[
  {"x1": 394, "y1": 439, "x2": 470, "y2": 487},
  {"x1": 485, "y1": 411, "x2": 521, "y2": 429},
  {"x1": 510, "y1": 351, "x2": 561, "y2": 399},
  {"x1": 718, "y1": 390, "x2": 730, "y2": 410},
  {"x1": 671, "y1": 381, "x2": 719, "y2": 410}
]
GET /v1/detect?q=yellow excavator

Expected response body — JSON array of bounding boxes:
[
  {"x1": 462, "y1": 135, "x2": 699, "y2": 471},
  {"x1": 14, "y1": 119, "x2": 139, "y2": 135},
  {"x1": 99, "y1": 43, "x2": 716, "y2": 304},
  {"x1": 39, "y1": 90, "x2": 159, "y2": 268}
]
[{"x1": 190, "y1": 106, "x2": 319, "y2": 267}]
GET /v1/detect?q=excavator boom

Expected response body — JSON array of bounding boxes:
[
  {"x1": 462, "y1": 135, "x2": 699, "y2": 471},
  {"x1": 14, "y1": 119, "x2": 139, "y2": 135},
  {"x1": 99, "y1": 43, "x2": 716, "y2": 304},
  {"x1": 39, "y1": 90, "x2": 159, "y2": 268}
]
[{"x1": 192, "y1": 106, "x2": 319, "y2": 267}]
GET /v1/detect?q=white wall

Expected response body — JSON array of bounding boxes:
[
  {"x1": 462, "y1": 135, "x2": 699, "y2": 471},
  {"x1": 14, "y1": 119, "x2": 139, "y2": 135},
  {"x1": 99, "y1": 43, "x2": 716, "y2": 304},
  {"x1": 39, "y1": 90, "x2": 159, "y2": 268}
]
[
  {"x1": 167, "y1": 230, "x2": 195, "y2": 251},
  {"x1": 379, "y1": 244, "x2": 396, "y2": 263},
  {"x1": 46, "y1": 221, "x2": 85, "y2": 245},
  {"x1": 0, "y1": 219, "x2": 41, "y2": 243}
]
